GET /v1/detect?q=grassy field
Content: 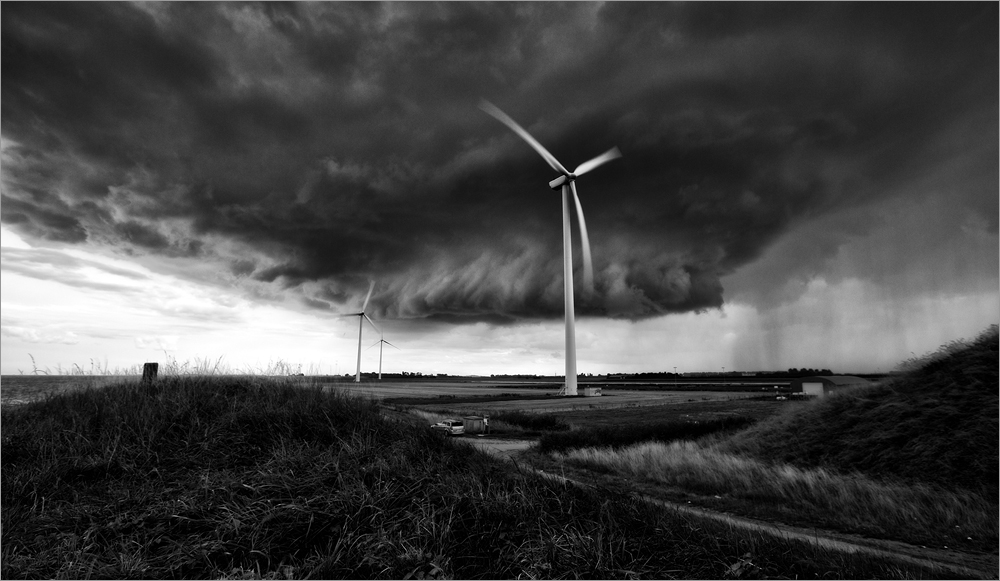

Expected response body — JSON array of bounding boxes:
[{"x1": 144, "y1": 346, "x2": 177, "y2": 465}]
[
  {"x1": 0, "y1": 375, "x2": 958, "y2": 579},
  {"x1": 553, "y1": 397, "x2": 790, "y2": 429},
  {"x1": 387, "y1": 388, "x2": 761, "y2": 418}
]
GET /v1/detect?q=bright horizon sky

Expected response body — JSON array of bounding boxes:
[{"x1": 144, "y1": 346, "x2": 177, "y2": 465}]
[
  {"x1": 2, "y1": 3, "x2": 997, "y2": 377},
  {"x1": 4, "y1": 221, "x2": 994, "y2": 377}
]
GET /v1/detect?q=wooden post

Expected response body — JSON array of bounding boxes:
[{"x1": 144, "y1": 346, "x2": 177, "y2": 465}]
[{"x1": 142, "y1": 362, "x2": 158, "y2": 383}]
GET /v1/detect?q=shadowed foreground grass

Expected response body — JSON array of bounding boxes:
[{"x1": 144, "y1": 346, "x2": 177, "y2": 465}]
[{"x1": 1, "y1": 376, "x2": 959, "y2": 579}]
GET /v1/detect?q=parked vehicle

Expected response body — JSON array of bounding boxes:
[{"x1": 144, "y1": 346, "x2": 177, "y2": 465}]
[{"x1": 430, "y1": 419, "x2": 465, "y2": 436}]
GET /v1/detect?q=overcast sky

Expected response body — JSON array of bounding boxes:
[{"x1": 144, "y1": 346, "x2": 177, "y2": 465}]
[{"x1": 2, "y1": 2, "x2": 997, "y2": 376}]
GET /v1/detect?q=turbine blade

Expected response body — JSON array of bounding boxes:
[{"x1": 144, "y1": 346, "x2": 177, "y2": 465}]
[
  {"x1": 573, "y1": 147, "x2": 621, "y2": 177},
  {"x1": 361, "y1": 280, "x2": 375, "y2": 312},
  {"x1": 570, "y1": 181, "x2": 594, "y2": 295},
  {"x1": 363, "y1": 313, "x2": 380, "y2": 334},
  {"x1": 385, "y1": 341, "x2": 400, "y2": 350},
  {"x1": 479, "y1": 100, "x2": 569, "y2": 175},
  {"x1": 367, "y1": 341, "x2": 380, "y2": 350},
  {"x1": 337, "y1": 312, "x2": 363, "y2": 317}
]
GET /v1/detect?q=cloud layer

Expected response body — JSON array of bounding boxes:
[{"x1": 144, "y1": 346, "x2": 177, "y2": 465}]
[{"x1": 3, "y1": 3, "x2": 996, "y2": 322}]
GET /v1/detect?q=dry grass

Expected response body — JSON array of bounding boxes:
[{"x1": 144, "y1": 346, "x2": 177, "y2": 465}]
[
  {"x1": 555, "y1": 440, "x2": 996, "y2": 550},
  {"x1": 405, "y1": 408, "x2": 455, "y2": 425},
  {"x1": 18, "y1": 353, "x2": 318, "y2": 378},
  {"x1": 538, "y1": 416, "x2": 755, "y2": 453}
]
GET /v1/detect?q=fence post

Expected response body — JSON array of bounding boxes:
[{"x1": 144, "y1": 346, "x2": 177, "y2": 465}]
[{"x1": 142, "y1": 362, "x2": 158, "y2": 383}]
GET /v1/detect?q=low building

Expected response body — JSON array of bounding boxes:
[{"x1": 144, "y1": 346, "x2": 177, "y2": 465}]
[
  {"x1": 791, "y1": 376, "x2": 870, "y2": 397},
  {"x1": 581, "y1": 386, "x2": 602, "y2": 397}
]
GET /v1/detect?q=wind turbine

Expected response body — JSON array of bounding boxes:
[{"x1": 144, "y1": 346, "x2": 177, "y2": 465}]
[
  {"x1": 479, "y1": 100, "x2": 621, "y2": 396},
  {"x1": 342, "y1": 280, "x2": 379, "y2": 383},
  {"x1": 368, "y1": 330, "x2": 399, "y2": 380}
]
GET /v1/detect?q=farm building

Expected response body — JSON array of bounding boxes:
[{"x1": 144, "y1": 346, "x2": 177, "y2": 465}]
[{"x1": 791, "y1": 376, "x2": 870, "y2": 397}]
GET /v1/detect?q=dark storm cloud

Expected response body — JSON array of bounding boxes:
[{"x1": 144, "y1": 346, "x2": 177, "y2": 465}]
[{"x1": 2, "y1": 2, "x2": 996, "y2": 321}]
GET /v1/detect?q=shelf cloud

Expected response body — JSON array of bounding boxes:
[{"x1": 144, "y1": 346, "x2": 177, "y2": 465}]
[{"x1": 3, "y1": 2, "x2": 996, "y2": 323}]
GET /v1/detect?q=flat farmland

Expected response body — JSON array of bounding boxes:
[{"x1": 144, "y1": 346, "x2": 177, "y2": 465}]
[
  {"x1": 553, "y1": 397, "x2": 792, "y2": 429},
  {"x1": 318, "y1": 380, "x2": 552, "y2": 401},
  {"x1": 416, "y1": 390, "x2": 758, "y2": 415},
  {"x1": 320, "y1": 379, "x2": 764, "y2": 415}
]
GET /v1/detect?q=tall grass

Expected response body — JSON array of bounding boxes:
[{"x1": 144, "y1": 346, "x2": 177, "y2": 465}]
[
  {"x1": 538, "y1": 416, "x2": 757, "y2": 454},
  {"x1": 404, "y1": 408, "x2": 455, "y2": 425},
  {"x1": 554, "y1": 440, "x2": 997, "y2": 551},
  {"x1": 2, "y1": 376, "x2": 951, "y2": 579},
  {"x1": 490, "y1": 410, "x2": 570, "y2": 432},
  {"x1": 16, "y1": 354, "x2": 316, "y2": 377},
  {"x1": 21, "y1": 353, "x2": 143, "y2": 376}
]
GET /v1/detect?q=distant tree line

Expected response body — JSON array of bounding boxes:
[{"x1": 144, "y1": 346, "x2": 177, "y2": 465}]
[
  {"x1": 347, "y1": 369, "x2": 840, "y2": 380},
  {"x1": 781, "y1": 368, "x2": 834, "y2": 377},
  {"x1": 601, "y1": 369, "x2": 836, "y2": 380}
]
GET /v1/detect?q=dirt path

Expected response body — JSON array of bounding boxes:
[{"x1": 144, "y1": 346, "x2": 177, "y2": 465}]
[
  {"x1": 464, "y1": 437, "x2": 535, "y2": 459},
  {"x1": 544, "y1": 470, "x2": 996, "y2": 579},
  {"x1": 464, "y1": 437, "x2": 998, "y2": 579}
]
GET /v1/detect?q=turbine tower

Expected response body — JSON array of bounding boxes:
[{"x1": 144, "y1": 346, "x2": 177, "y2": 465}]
[
  {"x1": 368, "y1": 330, "x2": 399, "y2": 380},
  {"x1": 479, "y1": 100, "x2": 621, "y2": 396},
  {"x1": 343, "y1": 280, "x2": 379, "y2": 383}
]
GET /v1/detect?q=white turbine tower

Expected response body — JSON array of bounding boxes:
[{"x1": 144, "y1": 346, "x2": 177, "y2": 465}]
[
  {"x1": 343, "y1": 280, "x2": 379, "y2": 383},
  {"x1": 368, "y1": 330, "x2": 399, "y2": 380},
  {"x1": 480, "y1": 100, "x2": 621, "y2": 396}
]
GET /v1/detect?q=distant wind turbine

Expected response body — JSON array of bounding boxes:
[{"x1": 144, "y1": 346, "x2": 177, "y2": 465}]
[
  {"x1": 341, "y1": 280, "x2": 379, "y2": 383},
  {"x1": 368, "y1": 330, "x2": 399, "y2": 380},
  {"x1": 479, "y1": 100, "x2": 621, "y2": 396}
]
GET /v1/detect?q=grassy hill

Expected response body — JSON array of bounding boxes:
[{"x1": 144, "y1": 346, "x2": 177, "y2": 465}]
[
  {"x1": 1, "y1": 375, "x2": 954, "y2": 579},
  {"x1": 721, "y1": 325, "x2": 998, "y2": 498}
]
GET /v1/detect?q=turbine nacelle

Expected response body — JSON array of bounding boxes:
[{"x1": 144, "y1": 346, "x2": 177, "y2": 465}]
[{"x1": 548, "y1": 174, "x2": 576, "y2": 190}]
